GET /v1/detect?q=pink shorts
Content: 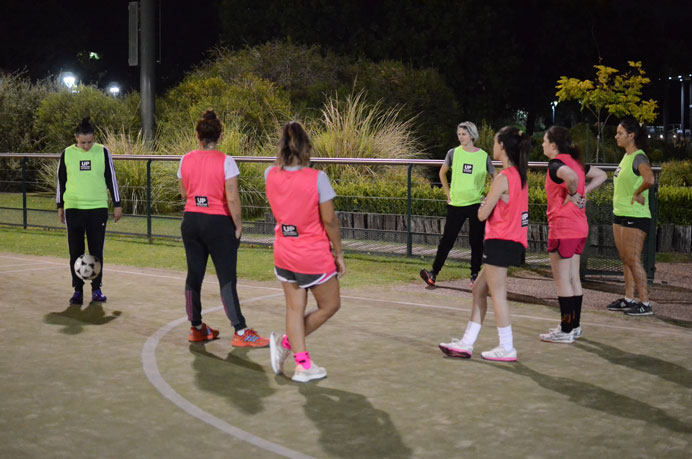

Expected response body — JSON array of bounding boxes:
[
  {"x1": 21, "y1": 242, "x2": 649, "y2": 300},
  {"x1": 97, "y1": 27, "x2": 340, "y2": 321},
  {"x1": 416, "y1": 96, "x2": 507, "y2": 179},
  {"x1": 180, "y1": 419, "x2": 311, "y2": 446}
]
[{"x1": 547, "y1": 237, "x2": 586, "y2": 259}]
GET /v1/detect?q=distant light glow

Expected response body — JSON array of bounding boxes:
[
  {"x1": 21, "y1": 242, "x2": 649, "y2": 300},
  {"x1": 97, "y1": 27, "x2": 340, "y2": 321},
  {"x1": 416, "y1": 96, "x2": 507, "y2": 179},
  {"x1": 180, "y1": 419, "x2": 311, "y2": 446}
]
[
  {"x1": 107, "y1": 83, "x2": 121, "y2": 96},
  {"x1": 89, "y1": 52, "x2": 100, "y2": 60},
  {"x1": 62, "y1": 73, "x2": 77, "y2": 89}
]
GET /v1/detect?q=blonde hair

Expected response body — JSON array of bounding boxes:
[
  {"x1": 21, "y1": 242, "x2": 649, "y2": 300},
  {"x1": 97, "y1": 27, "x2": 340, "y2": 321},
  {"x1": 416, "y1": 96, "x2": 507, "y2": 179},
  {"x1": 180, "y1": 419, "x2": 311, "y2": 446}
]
[{"x1": 457, "y1": 121, "x2": 479, "y2": 142}]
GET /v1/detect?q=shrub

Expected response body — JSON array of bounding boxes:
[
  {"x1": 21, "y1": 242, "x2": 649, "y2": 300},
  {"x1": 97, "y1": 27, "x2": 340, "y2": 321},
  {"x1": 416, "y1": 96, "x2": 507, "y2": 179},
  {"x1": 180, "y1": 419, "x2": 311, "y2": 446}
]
[
  {"x1": 659, "y1": 160, "x2": 692, "y2": 187},
  {"x1": 159, "y1": 74, "x2": 291, "y2": 143},
  {"x1": 35, "y1": 86, "x2": 140, "y2": 153}
]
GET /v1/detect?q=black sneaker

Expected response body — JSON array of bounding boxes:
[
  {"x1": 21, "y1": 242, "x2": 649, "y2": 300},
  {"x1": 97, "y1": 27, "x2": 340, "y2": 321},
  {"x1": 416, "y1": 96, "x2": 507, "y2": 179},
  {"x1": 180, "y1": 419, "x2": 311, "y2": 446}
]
[
  {"x1": 420, "y1": 268, "x2": 436, "y2": 286},
  {"x1": 607, "y1": 298, "x2": 633, "y2": 312},
  {"x1": 624, "y1": 302, "x2": 653, "y2": 316}
]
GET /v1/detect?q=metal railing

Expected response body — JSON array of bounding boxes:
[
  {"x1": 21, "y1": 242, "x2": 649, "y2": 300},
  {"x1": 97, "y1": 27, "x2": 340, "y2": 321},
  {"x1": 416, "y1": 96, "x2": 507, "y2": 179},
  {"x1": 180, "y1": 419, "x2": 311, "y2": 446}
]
[{"x1": 0, "y1": 153, "x2": 661, "y2": 279}]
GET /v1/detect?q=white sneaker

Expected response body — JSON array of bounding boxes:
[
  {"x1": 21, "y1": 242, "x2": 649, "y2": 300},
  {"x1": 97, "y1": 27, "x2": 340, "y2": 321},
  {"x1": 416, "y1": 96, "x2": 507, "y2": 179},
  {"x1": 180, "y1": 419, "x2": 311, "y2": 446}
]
[
  {"x1": 481, "y1": 346, "x2": 517, "y2": 362},
  {"x1": 292, "y1": 362, "x2": 327, "y2": 383},
  {"x1": 539, "y1": 328, "x2": 575, "y2": 344},
  {"x1": 439, "y1": 339, "x2": 473, "y2": 358},
  {"x1": 269, "y1": 332, "x2": 290, "y2": 375},
  {"x1": 548, "y1": 324, "x2": 582, "y2": 339}
]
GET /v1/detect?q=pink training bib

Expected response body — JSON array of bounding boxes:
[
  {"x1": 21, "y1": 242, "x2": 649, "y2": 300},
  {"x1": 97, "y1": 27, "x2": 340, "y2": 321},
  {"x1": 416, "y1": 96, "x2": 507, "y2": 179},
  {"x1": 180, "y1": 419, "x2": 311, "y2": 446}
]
[
  {"x1": 484, "y1": 166, "x2": 529, "y2": 247},
  {"x1": 180, "y1": 150, "x2": 231, "y2": 216}
]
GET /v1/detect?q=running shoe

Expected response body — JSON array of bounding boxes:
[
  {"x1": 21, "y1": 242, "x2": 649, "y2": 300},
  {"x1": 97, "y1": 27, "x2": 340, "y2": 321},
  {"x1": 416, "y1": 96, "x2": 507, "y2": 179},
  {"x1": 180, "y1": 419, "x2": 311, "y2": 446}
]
[
  {"x1": 607, "y1": 298, "x2": 632, "y2": 311},
  {"x1": 539, "y1": 328, "x2": 575, "y2": 343},
  {"x1": 624, "y1": 302, "x2": 653, "y2": 316},
  {"x1": 232, "y1": 328, "x2": 269, "y2": 347},
  {"x1": 188, "y1": 323, "x2": 219, "y2": 342},
  {"x1": 420, "y1": 268, "x2": 436, "y2": 286},
  {"x1": 469, "y1": 273, "x2": 478, "y2": 288},
  {"x1": 69, "y1": 290, "x2": 83, "y2": 305},
  {"x1": 92, "y1": 289, "x2": 107, "y2": 303},
  {"x1": 439, "y1": 339, "x2": 473, "y2": 358},
  {"x1": 269, "y1": 331, "x2": 291, "y2": 374},
  {"x1": 481, "y1": 346, "x2": 517, "y2": 362},
  {"x1": 548, "y1": 324, "x2": 582, "y2": 339},
  {"x1": 292, "y1": 362, "x2": 327, "y2": 383}
]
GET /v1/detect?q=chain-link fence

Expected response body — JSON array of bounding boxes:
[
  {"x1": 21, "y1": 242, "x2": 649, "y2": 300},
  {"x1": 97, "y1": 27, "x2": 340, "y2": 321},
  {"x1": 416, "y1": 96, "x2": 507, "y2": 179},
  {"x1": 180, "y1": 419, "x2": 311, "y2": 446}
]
[{"x1": 0, "y1": 153, "x2": 659, "y2": 279}]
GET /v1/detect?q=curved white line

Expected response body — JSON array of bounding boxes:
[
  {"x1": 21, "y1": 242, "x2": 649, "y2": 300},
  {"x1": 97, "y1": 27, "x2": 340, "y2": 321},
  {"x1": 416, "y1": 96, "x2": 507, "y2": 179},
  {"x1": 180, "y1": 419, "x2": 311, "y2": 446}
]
[{"x1": 141, "y1": 294, "x2": 313, "y2": 459}]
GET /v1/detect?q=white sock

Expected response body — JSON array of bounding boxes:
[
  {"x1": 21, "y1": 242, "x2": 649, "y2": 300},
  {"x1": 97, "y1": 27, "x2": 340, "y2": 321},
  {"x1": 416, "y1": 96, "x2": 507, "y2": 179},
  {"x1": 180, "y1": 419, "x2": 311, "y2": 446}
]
[
  {"x1": 498, "y1": 325, "x2": 513, "y2": 351},
  {"x1": 236, "y1": 328, "x2": 246, "y2": 336},
  {"x1": 624, "y1": 297, "x2": 634, "y2": 303},
  {"x1": 461, "y1": 321, "x2": 482, "y2": 346},
  {"x1": 195, "y1": 324, "x2": 203, "y2": 330}
]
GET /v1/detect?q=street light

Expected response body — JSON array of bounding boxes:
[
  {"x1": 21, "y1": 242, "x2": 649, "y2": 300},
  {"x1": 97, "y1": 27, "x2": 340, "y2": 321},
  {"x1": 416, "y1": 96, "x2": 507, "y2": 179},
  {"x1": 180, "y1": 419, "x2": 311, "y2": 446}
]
[
  {"x1": 107, "y1": 83, "x2": 121, "y2": 96},
  {"x1": 62, "y1": 72, "x2": 77, "y2": 90},
  {"x1": 550, "y1": 101, "x2": 558, "y2": 124}
]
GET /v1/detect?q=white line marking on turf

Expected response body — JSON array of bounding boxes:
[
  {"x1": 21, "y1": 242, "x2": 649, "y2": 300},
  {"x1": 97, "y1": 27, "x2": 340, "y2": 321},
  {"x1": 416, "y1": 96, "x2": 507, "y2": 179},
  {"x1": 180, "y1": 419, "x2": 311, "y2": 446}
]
[{"x1": 142, "y1": 293, "x2": 313, "y2": 459}]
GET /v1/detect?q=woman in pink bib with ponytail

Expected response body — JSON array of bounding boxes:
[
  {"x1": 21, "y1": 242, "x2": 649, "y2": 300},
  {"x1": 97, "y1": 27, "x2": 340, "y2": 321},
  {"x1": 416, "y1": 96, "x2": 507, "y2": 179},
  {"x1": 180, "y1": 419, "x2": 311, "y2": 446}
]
[
  {"x1": 439, "y1": 126, "x2": 530, "y2": 362},
  {"x1": 266, "y1": 121, "x2": 345, "y2": 383}
]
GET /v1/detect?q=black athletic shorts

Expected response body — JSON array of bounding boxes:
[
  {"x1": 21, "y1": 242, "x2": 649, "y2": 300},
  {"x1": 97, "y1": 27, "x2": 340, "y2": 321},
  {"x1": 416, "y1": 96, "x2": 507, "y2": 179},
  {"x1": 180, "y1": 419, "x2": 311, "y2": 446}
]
[
  {"x1": 613, "y1": 215, "x2": 650, "y2": 233},
  {"x1": 482, "y1": 239, "x2": 526, "y2": 268}
]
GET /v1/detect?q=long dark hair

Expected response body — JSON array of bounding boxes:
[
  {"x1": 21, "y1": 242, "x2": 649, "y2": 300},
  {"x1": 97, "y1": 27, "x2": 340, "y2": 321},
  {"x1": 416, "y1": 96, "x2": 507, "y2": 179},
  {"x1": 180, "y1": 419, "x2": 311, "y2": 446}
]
[
  {"x1": 196, "y1": 109, "x2": 222, "y2": 145},
  {"x1": 276, "y1": 121, "x2": 312, "y2": 167},
  {"x1": 546, "y1": 125, "x2": 583, "y2": 166},
  {"x1": 496, "y1": 126, "x2": 530, "y2": 188},
  {"x1": 74, "y1": 117, "x2": 94, "y2": 135},
  {"x1": 619, "y1": 116, "x2": 649, "y2": 152}
]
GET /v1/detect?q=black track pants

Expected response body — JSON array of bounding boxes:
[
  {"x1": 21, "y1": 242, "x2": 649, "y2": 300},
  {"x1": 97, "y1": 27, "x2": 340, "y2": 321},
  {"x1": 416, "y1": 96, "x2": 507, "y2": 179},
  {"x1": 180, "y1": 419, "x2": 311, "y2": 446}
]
[
  {"x1": 432, "y1": 203, "x2": 485, "y2": 276},
  {"x1": 181, "y1": 212, "x2": 247, "y2": 330},
  {"x1": 65, "y1": 208, "x2": 108, "y2": 291}
]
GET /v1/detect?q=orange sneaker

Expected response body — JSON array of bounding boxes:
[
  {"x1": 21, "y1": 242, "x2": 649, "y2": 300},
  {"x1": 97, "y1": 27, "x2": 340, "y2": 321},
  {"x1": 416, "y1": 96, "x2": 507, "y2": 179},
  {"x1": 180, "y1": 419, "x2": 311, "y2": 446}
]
[
  {"x1": 187, "y1": 323, "x2": 219, "y2": 342},
  {"x1": 231, "y1": 328, "x2": 269, "y2": 347}
]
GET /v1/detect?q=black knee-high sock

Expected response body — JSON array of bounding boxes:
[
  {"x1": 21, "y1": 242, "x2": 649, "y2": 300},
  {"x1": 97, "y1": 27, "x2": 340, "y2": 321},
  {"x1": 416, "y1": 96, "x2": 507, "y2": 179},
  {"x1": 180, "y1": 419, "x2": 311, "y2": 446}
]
[
  {"x1": 572, "y1": 295, "x2": 583, "y2": 328},
  {"x1": 559, "y1": 296, "x2": 574, "y2": 333}
]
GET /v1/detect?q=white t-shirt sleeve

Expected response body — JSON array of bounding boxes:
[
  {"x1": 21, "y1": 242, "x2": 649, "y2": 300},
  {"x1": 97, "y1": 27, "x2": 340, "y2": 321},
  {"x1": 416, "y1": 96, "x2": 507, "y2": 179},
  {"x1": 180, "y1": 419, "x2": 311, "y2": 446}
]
[
  {"x1": 317, "y1": 171, "x2": 337, "y2": 203},
  {"x1": 264, "y1": 165, "x2": 275, "y2": 182},
  {"x1": 224, "y1": 156, "x2": 240, "y2": 179},
  {"x1": 177, "y1": 156, "x2": 185, "y2": 179}
]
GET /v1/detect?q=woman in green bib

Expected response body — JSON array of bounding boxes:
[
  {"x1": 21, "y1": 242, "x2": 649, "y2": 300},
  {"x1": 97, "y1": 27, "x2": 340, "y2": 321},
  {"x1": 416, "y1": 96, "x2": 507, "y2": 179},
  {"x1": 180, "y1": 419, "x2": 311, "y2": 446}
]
[
  {"x1": 56, "y1": 117, "x2": 122, "y2": 305},
  {"x1": 607, "y1": 116, "x2": 655, "y2": 316},
  {"x1": 420, "y1": 121, "x2": 495, "y2": 287}
]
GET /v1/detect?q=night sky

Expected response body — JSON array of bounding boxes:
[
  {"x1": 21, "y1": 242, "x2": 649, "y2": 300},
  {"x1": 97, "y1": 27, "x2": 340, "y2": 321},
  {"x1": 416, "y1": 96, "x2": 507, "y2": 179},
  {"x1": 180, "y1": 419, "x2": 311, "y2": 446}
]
[{"x1": 0, "y1": 0, "x2": 221, "y2": 92}]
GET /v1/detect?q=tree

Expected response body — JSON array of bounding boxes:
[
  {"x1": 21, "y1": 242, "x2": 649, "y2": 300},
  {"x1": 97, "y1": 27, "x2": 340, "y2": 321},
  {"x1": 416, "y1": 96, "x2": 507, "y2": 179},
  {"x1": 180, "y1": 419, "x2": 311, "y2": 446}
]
[{"x1": 556, "y1": 61, "x2": 658, "y2": 162}]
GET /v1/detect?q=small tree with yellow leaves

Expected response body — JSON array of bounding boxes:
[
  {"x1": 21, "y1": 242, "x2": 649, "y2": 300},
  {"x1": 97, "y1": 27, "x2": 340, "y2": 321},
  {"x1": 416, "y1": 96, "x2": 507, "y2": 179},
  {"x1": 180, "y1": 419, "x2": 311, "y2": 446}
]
[{"x1": 556, "y1": 61, "x2": 658, "y2": 162}]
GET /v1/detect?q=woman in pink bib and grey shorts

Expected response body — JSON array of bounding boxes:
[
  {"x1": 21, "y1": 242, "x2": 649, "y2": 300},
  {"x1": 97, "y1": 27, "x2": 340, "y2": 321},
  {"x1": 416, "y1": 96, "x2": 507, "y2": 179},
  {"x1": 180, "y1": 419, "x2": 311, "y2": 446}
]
[{"x1": 266, "y1": 121, "x2": 345, "y2": 383}]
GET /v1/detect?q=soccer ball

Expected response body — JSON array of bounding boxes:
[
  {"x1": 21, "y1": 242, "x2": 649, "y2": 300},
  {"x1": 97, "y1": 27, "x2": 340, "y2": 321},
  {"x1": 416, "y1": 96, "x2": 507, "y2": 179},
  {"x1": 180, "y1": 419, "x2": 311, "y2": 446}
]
[{"x1": 74, "y1": 254, "x2": 101, "y2": 281}]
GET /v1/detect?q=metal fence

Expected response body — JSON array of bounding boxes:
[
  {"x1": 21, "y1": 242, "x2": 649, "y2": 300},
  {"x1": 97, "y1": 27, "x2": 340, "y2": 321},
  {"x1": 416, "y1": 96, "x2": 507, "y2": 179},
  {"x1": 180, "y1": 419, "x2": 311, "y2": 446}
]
[{"x1": 0, "y1": 153, "x2": 660, "y2": 279}]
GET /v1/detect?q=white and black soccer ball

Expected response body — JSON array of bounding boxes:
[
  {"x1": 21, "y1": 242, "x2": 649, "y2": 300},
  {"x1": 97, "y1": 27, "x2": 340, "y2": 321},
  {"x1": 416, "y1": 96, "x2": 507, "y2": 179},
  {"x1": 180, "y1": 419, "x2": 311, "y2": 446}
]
[{"x1": 74, "y1": 254, "x2": 102, "y2": 281}]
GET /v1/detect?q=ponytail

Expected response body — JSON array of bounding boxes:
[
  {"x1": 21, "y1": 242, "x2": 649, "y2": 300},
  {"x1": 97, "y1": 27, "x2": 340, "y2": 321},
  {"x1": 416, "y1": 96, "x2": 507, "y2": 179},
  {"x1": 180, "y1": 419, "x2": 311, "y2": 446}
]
[
  {"x1": 619, "y1": 116, "x2": 649, "y2": 152},
  {"x1": 546, "y1": 125, "x2": 583, "y2": 166},
  {"x1": 277, "y1": 121, "x2": 312, "y2": 168},
  {"x1": 497, "y1": 126, "x2": 529, "y2": 188}
]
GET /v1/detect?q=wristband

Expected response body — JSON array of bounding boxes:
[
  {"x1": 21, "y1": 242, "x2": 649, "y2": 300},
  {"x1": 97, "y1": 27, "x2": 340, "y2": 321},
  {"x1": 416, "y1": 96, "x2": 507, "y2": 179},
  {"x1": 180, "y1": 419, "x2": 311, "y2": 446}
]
[{"x1": 568, "y1": 191, "x2": 577, "y2": 196}]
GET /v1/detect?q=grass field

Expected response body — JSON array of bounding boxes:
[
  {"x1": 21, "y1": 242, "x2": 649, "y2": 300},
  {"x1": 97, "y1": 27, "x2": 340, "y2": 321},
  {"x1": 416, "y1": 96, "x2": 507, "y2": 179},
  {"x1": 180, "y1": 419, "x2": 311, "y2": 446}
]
[{"x1": 0, "y1": 226, "x2": 472, "y2": 288}]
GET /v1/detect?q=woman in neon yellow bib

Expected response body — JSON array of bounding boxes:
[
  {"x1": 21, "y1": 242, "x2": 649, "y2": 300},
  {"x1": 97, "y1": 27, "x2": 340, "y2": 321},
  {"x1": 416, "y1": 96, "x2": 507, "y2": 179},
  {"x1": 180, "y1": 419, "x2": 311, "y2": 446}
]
[
  {"x1": 420, "y1": 121, "x2": 495, "y2": 287},
  {"x1": 607, "y1": 116, "x2": 655, "y2": 316}
]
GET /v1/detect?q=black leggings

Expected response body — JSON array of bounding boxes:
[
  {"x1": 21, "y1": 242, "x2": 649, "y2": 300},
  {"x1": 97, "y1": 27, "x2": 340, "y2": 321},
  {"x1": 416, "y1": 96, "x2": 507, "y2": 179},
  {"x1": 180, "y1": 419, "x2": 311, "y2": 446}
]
[
  {"x1": 432, "y1": 203, "x2": 485, "y2": 276},
  {"x1": 65, "y1": 208, "x2": 108, "y2": 291},
  {"x1": 181, "y1": 212, "x2": 247, "y2": 331}
]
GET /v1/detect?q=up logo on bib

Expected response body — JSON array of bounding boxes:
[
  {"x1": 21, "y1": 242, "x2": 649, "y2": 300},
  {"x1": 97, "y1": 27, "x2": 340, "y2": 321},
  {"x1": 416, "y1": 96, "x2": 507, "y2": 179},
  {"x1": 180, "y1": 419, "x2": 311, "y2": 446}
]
[
  {"x1": 79, "y1": 160, "x2": 91, "y2": 171},
  {"x1": 462, "y1": 163, "x2": 474, "y2": 174},
  {"x1": 194, "y1": 196, "x2": 209, "y2": 207},
  {"x1": 614, "y1": 166, "x2": 621, "y2": 178},
  {"x1": 521, "y1": 211, "x2": 529, "y2": 227}
]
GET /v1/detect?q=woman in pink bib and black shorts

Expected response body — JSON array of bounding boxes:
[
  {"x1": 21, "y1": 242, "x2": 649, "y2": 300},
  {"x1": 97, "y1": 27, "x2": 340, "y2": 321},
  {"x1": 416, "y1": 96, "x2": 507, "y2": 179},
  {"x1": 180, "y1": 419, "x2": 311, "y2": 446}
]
[
  {"x1": 266, "y1": 121, "x2": 345, "y2": 383},
  {"x1": 539, "y1": 126, "x2": 606, "y2": 344},
  {"x1": 439, "y1": 126, "x2": 529, "y2": 362}
]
